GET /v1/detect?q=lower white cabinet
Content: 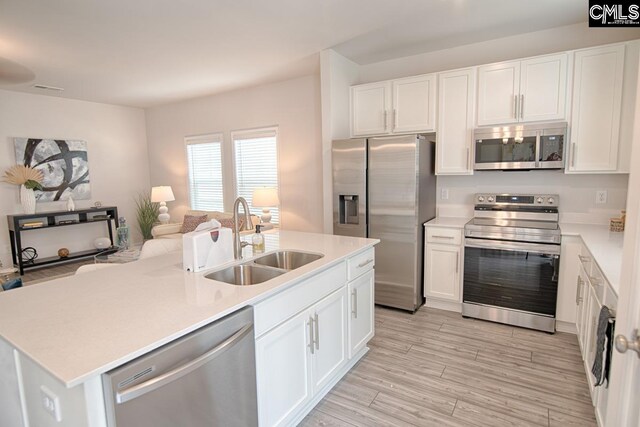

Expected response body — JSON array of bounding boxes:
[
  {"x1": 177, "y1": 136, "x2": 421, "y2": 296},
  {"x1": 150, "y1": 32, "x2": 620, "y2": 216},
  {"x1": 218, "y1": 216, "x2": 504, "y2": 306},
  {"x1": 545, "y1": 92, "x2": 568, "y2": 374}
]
[
  {"x1": 424, "y1": 226, "x2": 463, "y2": 304},
  {"x1": 348, "y1": 269, "x2": 374, "y2": 358}
]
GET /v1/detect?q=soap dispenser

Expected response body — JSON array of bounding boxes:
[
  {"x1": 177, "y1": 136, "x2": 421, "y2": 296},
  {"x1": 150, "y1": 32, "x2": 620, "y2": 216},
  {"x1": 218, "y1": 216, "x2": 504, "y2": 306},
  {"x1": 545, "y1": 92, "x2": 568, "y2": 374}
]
[{"x1": 252, "y1": 225, "x2": 265, "y2": 253}]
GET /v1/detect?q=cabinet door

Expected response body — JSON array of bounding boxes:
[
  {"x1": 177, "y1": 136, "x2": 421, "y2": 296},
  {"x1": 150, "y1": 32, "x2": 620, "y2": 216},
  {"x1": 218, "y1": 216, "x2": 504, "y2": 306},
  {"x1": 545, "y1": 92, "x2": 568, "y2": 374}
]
[
  {"x1": 584, "y1": 285, "x2": 601, "y2": 401},
  {"x1": 424, "y1": 243, "x2": 461, "y2": 302},
  {"x1": 348, "y1": 269, "x2": 374, "y2": 358},
  {"x1": 568, "y1": 45, "x2": 625, "y2": 172},
  {"x1": 311, "y1": 288, "x2": 347, "y2": 393},
  {"x1": 255, "y1": 310, "x2": 312, "y2": 427},
  {"x1": 351, "y1": 82, "x2": 391, "y2": 136},
  {"x1": 477, "y1": 61, "x2": 520, "y2": 125},
  {"x1": 392, "y1": 74, "x2": 436, "y2": 133},
  {"x1": 436, "y1": 68, "x2": 475, "y2": 175},
  {"x1": 519, "y1": 54, "x2": 567, "y2": 122}
]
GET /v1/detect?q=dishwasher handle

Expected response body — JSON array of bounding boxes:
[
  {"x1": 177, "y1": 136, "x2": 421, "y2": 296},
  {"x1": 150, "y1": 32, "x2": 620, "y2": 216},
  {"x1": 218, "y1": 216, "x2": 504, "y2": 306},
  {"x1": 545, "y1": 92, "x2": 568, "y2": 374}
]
[{"x1": 116, "y1": 323, "x2": 254, "y2": 404}]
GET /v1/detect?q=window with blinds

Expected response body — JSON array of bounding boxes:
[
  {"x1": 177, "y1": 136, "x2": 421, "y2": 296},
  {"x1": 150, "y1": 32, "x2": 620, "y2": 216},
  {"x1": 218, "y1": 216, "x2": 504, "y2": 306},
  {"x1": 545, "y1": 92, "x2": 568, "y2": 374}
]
[
  {"x1": 233, "y1": 128, "x2": 279, "y2": 224},
  {"x1": 185, "y1": 134, "x2": 224, "y2": 212}
]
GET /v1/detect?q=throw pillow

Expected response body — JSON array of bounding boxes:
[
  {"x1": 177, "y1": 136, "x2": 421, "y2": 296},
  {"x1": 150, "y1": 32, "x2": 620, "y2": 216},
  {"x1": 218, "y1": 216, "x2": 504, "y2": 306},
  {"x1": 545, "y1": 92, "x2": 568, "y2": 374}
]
[
  {"x1": 219, "y1": 217, "x2": 244, "y2": 231},
  {"x1": 180, "y1": 214, "x2": 208, "y2": 233}
]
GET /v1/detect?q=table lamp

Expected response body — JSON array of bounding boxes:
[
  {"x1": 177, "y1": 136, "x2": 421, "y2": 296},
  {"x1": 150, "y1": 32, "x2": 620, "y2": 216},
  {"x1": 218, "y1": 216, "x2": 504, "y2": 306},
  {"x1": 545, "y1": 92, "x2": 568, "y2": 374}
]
[
  {"x1": 252, "y1": 187, "x2": 279, "y2": 228},
  {"x1": 151, "y1": 186, "x2": 175, "y2": 224}
]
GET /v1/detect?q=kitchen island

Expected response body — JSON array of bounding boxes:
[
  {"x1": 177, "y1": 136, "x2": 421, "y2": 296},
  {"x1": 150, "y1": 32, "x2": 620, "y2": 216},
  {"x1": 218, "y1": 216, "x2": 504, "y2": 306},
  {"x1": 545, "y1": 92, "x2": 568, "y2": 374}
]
[{"x1": 0, "y1": 230, "x2": 378, "y2": 427}]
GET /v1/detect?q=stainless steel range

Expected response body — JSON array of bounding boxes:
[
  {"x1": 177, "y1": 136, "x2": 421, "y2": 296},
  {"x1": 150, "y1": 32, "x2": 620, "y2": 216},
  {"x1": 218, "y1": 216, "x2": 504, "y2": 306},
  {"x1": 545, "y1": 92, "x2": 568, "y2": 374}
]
[{"x1": 463, "y1": 193, "x2": 561, "y2": 333}]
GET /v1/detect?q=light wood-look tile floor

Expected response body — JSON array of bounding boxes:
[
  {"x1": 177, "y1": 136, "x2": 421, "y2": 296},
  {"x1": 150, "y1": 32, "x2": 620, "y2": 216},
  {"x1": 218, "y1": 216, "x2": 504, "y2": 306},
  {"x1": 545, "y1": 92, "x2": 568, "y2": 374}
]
[{"x1": 301, "y1": 306, "x2": 596, "y2": 427}]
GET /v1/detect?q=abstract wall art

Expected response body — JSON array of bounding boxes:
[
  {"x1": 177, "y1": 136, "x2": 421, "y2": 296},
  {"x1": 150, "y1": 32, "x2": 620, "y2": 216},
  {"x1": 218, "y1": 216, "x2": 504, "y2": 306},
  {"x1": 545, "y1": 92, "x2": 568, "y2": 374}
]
[{"x1": 14, "y1": 138, "x2": 91, "y2": 202}]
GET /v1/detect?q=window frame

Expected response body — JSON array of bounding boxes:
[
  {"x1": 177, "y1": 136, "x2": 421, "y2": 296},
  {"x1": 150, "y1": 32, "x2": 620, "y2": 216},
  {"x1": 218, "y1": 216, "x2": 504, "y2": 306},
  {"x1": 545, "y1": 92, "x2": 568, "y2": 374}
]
[
  {"x1": 230, "y1": 126, "x2": 281, "y2": 225},
  {"x1": 184, "y1": 132, "x2": 225, "y2": 213}
]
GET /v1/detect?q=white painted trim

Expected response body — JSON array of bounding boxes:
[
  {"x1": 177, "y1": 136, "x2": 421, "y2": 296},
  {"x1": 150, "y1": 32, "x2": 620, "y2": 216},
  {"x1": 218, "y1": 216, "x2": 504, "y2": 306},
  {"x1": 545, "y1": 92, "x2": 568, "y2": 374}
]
[
  {"x1": 83, "y1": 376, "x2": 107, "y2": 427},
  {"x1": 13, "y1": 350, "x2": 29, "y2": 427},
  {"x1": 555, "y1": 320, "x2": 577, "y2": 335},
  {"x1": 425, "y1": 298, "x2": 462, "y2": 313}
]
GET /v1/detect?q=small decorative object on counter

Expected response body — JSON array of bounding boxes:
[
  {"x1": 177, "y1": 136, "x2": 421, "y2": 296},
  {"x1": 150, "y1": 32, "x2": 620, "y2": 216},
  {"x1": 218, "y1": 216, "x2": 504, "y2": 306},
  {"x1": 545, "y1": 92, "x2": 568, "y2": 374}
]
[
  {"x1": 252, "y1": 225, "x2": 265, "y2": 253},
  {"x1": 94, "y1": 237, "x2": 112, "y2": 250},
  {"x1": 116, "y1": 217, "x2": 131, "y2": 249},
  {"x1": 621, "y1": 210, "x2": 626, "y2": 227},
  {"x1": 2, "y1": 164, "x2": 44, "y2": 214},
  {"x1": 58, "y1": 248, "x2": 70, "y2": 258},
  {"x1": 94, "y1": 201, "x2": 102, "y2": 208},
  {"x1": 67, "y1": 196, "x2": 75, "y2": 211},
  {"x1": 610, "y1": 217, "x2": 624, "y2": 233}
]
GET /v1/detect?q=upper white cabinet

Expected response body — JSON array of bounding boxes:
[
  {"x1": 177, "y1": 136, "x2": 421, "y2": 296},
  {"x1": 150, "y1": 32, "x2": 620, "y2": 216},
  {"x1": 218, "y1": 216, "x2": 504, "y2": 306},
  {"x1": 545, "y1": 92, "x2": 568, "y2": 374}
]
[
  {"x1": 567, "y1": 44, "x2": 625, "y2": 173},
  {"x1": 477, "y1": 54, "x2": 568, "y2": 126},
  {"x1": 351, "y1": 74, "x2": 435, "y2": 136},
  {"x1": 436, "y1": 68, "x2": 476, "y2": 175}
]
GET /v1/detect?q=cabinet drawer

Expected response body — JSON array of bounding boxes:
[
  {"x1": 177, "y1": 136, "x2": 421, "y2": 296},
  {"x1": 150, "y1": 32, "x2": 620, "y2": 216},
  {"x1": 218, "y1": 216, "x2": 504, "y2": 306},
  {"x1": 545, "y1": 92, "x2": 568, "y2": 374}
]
[
  {"x1": 253, "y1": 262, "x2": 347, "y2": 337},
  {"x1": 347, "y1": 248, "x2": 375, "y2": 281},
  {"x1": 426, "y1": 227, "x2": 462, "y2": 245}
]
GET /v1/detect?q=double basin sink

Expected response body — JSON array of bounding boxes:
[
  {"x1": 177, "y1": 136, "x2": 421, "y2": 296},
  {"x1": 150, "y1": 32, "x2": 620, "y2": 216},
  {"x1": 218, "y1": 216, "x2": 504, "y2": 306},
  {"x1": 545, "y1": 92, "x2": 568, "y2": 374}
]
[{"x1": 205, "y1": 251, "x2": 324, "y2": 286}]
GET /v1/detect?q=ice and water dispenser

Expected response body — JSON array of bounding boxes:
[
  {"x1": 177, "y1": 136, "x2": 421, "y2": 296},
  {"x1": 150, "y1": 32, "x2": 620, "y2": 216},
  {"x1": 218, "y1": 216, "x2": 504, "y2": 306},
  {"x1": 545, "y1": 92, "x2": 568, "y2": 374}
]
[{"x1": 338, "y1": 195, "x2": 359, "y2": 225}]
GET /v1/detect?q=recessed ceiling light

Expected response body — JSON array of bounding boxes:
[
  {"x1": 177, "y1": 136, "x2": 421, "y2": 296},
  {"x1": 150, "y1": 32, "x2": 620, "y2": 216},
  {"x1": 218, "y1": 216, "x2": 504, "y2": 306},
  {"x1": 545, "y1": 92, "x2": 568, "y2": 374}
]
[{"x1": 32, "y1": 84, "x2": 64, "y2": 92}]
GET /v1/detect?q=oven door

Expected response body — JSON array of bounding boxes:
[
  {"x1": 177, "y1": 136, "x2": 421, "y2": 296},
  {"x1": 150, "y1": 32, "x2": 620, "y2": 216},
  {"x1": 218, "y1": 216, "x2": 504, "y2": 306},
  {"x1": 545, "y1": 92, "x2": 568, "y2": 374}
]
[{"x1": 463, "y1": 238, "x2": 560, "y2": 316}]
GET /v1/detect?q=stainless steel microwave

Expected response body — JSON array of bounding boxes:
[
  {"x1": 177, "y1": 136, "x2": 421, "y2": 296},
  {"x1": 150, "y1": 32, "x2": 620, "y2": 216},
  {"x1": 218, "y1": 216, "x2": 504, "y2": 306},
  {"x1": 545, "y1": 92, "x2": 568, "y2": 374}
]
[{"x1": 473, "y1": 122, "x2": 567, "y2": 171}]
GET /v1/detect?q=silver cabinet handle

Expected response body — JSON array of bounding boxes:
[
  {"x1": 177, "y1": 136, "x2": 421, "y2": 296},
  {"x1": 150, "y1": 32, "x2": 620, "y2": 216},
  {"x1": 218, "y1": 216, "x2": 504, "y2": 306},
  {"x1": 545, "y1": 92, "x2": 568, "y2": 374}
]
[
  {"x1": 615, "y1": 329, "x2": 640, "y2": 358},
  {"x1": 520, "y1": 94, "x2": 524, "y2": 119},
  {"x1": 308, "y1": 316, "x2": 315, "y2": 355},
  {"x1": 393, "y1": 109, "x2": 398, "y2": 131},
  {"x1": 513, "y1": 95, "x2": 518, "y2": 119},
  {"x1": 575, "y1": 276, "x2": 583, "y2": 305},
  {"x1": 466, "y1": 147, "x2": 471, "y2": 170},
  {"x1": 432, "y1": 235, "x2": 454, "y2": 240},
  {"x1": 352, "y1": 289, "x2": 358, "y2": 319},
  {"x1": 357, "y1": 258, "x2": 374, "y2": 268},
  {"x1": 116, "y1": 323, "x2": 253, "y2": 404},
  {"x1": 383, "y1": 110, "x2": 388, "y2": 131},
  {"x1": 314, "y1": 313, "x2": 319, "y2": 350},
  {"x1": 455, "y1": 251, "x2": 459, "y2": 274},
  {"x1": 571, "y1": 143, "x2": 576, "y2": 168}
]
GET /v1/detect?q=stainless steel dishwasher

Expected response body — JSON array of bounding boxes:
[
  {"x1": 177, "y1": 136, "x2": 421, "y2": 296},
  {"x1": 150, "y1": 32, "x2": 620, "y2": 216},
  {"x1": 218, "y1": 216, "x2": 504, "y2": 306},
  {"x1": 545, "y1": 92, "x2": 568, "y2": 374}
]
[{"x1": 102, "y1": 306, "x2": 258, "y2": 426}]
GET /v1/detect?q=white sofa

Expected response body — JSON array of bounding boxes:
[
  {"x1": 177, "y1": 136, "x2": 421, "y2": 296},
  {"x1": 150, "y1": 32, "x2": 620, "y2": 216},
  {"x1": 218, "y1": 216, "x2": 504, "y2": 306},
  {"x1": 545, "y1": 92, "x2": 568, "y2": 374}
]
[{"x1": 151, "y1": 210, "x2": 261, "y2": 239}]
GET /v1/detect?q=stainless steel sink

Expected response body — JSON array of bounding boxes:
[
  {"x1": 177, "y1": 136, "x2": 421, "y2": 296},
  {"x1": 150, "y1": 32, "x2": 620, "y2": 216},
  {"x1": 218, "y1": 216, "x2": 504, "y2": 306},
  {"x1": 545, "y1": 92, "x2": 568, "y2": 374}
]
[
  {"x1": 205, "y1": 264, "x2": 285, "y2": 286},
  {"x1": 253, "y1": 251, "x2": 324, "y2": 270}
]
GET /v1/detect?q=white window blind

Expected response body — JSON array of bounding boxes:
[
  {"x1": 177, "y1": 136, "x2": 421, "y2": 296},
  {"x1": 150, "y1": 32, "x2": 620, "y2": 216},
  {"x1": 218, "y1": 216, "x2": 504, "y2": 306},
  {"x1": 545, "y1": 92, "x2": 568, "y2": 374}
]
[
  {"x1": 233, "y1": 128, "x2": 279, "y2": 224},
  {"x1": 185, "y1": 134, "x2": 224, "y2": 212}
]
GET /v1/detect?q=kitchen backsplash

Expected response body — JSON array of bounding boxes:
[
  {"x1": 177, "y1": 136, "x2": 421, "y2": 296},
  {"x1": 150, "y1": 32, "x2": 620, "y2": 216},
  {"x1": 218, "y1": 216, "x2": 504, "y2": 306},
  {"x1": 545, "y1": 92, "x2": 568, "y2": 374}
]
[{"x1": 436, "y1": 171, "x2": 628, "y2": 224}]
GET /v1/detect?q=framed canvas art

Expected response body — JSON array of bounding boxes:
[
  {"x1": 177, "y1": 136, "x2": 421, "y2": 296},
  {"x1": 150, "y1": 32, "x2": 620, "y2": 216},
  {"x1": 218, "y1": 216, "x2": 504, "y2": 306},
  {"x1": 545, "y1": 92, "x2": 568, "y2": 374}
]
[{"x1": 14, "y1": 138, "x2": 91, "y2": 201}]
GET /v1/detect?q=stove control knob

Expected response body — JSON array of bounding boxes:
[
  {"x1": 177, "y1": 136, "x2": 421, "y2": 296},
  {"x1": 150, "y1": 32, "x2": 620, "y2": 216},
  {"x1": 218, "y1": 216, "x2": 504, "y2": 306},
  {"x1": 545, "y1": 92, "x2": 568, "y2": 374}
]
[
  {"x1": 548, "y1": 197, "x2": 555, "y2": 204},
  {"x1": 478, "y1": 196, "x2": 485, "y2": 203},
  {"x1": 536, "y1": 197, "x2": 543, "y2": 204},
  {"x1": 487, "y1": 196, "x2": 495, "y2": 203}
]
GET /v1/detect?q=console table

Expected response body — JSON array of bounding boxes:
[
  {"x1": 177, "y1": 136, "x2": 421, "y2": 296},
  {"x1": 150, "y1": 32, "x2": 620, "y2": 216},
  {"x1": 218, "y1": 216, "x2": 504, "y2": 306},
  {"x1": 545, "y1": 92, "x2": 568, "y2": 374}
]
[{"x1": 7, "y1": 207, "x2": 119, "y2": 275}]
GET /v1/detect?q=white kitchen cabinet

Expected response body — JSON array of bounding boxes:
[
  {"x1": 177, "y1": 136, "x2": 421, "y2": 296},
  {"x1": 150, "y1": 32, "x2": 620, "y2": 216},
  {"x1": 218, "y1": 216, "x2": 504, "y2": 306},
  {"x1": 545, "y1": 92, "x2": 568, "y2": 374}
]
[
  {"x1": 567, "y1": 44, "x2": 625, "y2": 173},
  {"x1": 424, "y1": 226, "x2": 463, "y2": 306},
  {"x1": 255, "y1": 310, "x2": 312, "y2": 427},
  {"x1": 348, "y1": 269, "x2": 374, "y2": 358},
  {"x1": 311, "y1": 288, "x2": 347, "y2": 393},
  {"x1": 392, "y1": 74, "x2": 436, "y2": 133},
  {"x1": 351, "y1": 81, "x2": 391, "y2": 136},
  {"x1": 436, "y1": 68, "x2": 476, "y2": 175},
  {"x1": 477, "y1": 54, "x2": 567, "y2": 126},
  {"x1": 351, "y1": 74, "x2": 435, "y2": 137}
]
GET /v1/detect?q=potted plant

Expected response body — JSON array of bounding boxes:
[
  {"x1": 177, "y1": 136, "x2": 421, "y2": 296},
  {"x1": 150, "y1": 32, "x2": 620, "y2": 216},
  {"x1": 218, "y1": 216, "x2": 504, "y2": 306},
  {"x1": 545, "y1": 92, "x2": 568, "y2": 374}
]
[
  {"x1": 3, "y1": 165, "x2": 44, "y2": 214},
  {"x1": 135, "y1": 192, "x2": 160, "y2": 240}
]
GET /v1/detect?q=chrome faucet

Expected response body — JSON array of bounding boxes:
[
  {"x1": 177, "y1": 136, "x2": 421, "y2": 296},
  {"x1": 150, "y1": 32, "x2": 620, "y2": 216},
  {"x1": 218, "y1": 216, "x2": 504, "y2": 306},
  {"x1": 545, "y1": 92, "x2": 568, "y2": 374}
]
[{"x1": 233, "y1": 197, "x2": 253, "y2": 259}]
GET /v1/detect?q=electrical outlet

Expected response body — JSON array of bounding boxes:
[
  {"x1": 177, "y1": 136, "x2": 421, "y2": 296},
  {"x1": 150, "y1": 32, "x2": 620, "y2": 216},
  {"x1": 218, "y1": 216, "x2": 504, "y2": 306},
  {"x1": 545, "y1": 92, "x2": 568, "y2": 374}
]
[
  {"x1": 441, "y1": 188, "x2": 449, "y2": 200},
  {"x1": 40, "y1": 385, "x2": 62, "y2": 422},
  {"x1": 596, "y1": 190, "x2": 608, "y2": 204}
]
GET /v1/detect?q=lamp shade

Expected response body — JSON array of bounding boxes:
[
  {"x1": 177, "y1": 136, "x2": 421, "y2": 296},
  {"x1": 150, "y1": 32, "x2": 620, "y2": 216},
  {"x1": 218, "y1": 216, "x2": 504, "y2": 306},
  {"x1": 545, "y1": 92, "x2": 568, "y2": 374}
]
[
  {"x1": 252, "y1": 187, "x2": 279, "y2": 207},
  {"x1": 151, "y1": 186, "x2": 175, "y2": 203}
]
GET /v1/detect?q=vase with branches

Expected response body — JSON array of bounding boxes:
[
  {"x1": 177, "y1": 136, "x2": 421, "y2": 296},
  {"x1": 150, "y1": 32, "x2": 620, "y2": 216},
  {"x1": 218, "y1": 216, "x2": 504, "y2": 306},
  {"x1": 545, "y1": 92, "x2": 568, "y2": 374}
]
[{"x1": 135, "y1": 192, "x2": 160, "y2": 240}]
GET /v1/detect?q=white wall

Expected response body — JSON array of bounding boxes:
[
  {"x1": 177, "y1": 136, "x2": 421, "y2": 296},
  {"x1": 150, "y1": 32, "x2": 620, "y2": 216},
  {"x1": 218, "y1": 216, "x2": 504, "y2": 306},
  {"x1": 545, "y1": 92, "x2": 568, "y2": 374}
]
[
  {"x1": 320, "y1": 50, "x2": 360, "y2": 232},
  {"x1": 437, "y1": 172, "x2": 629, "y2": 224},
  {"x1": 357, "y1": 23, "x2": 640, "y2": 83},
  {"x1": 0, "y1": 90, "x2": 149, "y2": 269},
  {"x1": 145, "y1": 74, "x2": 323, "y2": 232}
]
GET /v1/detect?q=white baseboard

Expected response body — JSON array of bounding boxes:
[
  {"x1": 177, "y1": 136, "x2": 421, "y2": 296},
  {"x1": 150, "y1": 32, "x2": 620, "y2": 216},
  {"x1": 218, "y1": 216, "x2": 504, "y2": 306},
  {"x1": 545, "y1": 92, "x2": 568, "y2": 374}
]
[
  {"x1": 425, "y1": 298, "x2": 461, "y2": 313},
  {"x1": 555, "y1": 320, "x2": 577, "y2": 334}
]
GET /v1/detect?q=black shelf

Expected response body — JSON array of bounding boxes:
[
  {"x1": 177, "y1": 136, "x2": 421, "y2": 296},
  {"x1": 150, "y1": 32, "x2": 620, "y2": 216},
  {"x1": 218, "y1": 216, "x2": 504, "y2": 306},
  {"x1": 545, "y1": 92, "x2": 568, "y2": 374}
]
[{"x1": 7, "y1": 206, "x2": 119, "y2": 274}]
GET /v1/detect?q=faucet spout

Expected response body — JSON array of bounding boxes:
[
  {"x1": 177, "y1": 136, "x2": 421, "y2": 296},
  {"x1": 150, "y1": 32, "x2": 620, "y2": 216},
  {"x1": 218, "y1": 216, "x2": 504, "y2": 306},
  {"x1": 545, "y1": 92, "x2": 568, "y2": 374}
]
[{"x1": 233, "y1": 197, "x2": 253, "y2": 259}]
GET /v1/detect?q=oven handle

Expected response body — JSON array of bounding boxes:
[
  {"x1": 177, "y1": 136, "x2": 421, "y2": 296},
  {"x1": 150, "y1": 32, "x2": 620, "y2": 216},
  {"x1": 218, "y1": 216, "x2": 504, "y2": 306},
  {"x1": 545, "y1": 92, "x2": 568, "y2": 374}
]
[{"x1": 464, "y1": 238, "x2": 560, "y2": 255}]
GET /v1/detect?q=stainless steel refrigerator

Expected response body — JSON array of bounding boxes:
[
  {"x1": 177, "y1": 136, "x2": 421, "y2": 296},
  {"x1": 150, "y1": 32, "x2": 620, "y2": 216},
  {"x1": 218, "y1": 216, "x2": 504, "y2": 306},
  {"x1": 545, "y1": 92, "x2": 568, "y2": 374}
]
[{"x1": 332, "y1": 134, "x2": 436, "y2": 312}]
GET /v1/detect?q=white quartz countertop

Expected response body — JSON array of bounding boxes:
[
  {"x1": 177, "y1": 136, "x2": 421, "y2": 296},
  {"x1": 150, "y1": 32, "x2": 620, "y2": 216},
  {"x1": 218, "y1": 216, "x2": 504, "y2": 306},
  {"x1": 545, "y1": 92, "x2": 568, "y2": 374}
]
[
  {"x1": 559, "y1": 223, "x2": 624, "y2": 295},
  {"x1": 424, "y1": 217, "x2": 470, "y2": 229},
  {"x1": 0, "y1": 231, "x2": 378, "y2": 388}
]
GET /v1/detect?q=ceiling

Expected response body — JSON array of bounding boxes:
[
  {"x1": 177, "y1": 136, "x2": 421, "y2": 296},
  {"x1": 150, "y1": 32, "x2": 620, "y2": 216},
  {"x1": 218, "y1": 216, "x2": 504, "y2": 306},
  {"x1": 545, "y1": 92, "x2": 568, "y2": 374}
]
[{"x1": 0, "y1": 0, "x2": 587, "y2": 108}]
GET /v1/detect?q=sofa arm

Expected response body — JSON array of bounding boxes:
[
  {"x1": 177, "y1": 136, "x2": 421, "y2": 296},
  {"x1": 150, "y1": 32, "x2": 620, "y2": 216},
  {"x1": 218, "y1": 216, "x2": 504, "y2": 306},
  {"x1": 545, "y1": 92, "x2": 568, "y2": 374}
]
[{"x1": 151, "y1": 223, "x2": 183, "y2": 238}]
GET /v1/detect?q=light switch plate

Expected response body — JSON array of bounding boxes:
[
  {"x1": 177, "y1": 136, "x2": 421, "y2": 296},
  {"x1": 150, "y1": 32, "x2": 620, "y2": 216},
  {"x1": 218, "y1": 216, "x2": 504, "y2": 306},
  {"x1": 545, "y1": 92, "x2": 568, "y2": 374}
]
[{"x1": 40, "y1": 385, "x2": 62, "y2": 422}]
